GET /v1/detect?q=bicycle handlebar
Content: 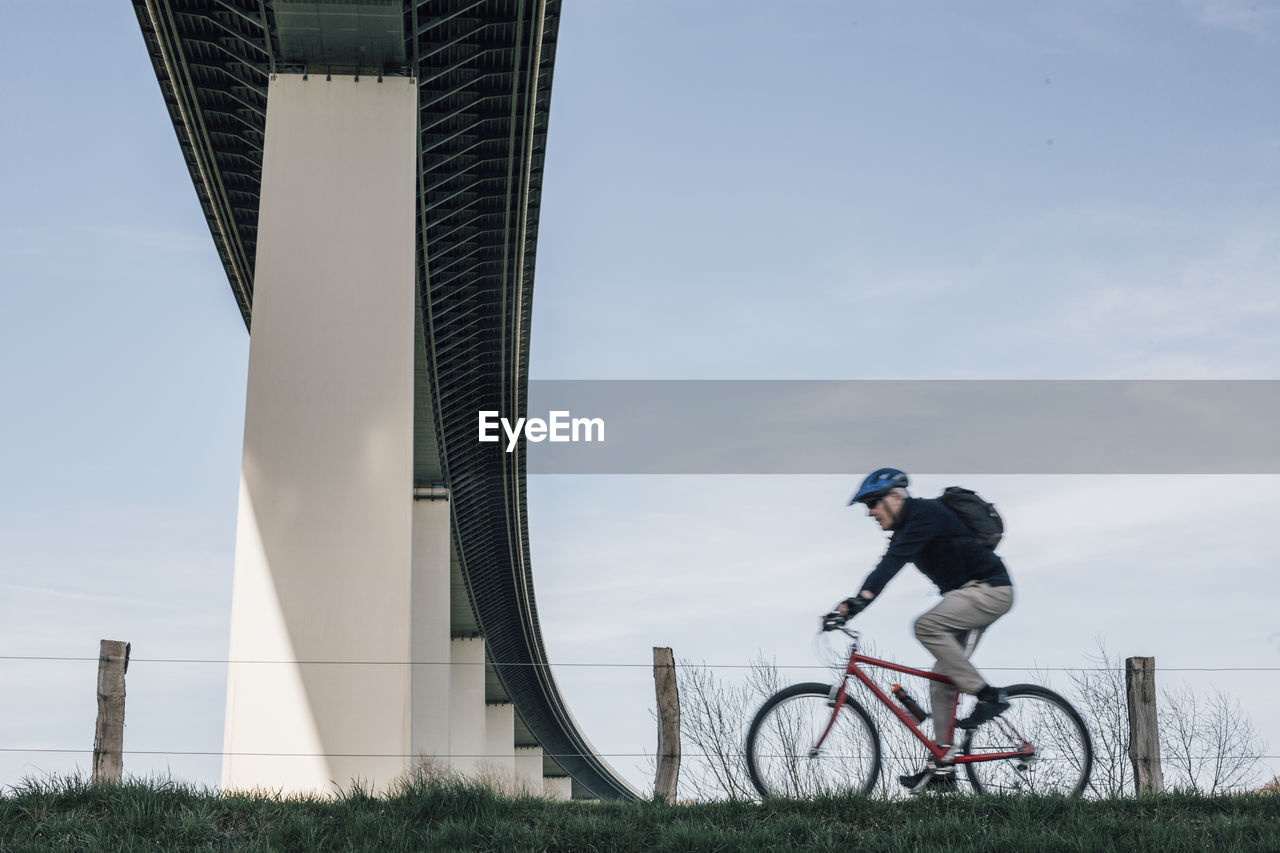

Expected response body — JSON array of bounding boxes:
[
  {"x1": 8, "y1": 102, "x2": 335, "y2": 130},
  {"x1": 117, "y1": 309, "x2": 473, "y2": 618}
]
[
  {"x1": 819, "y1": 613, "x2": 862, "y2": 646},
  {"x1": 821, "y1": 611, "x2": 849, "y2": 632}
]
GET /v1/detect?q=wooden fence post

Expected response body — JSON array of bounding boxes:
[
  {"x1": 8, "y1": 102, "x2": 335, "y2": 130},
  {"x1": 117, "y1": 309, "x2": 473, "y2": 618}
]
[
  {"x1": 92, "y1": 639, "x2": 130, "y2": 784},
  {"x1": 1125, "y1": 655, "x2": 1163, "y2": 794},
  {"x1": 653, "y1": 646, "x2": 680, "y2": 802}
]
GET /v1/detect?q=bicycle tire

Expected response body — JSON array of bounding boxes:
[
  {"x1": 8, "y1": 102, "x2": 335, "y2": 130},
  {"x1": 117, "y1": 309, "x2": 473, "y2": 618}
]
[
  {"x1": 960, "y1": 683, "x2": 1093, "y2": 796},
  {"x1": 745, "y1": 682, "x2": 881, "y2": 799}
]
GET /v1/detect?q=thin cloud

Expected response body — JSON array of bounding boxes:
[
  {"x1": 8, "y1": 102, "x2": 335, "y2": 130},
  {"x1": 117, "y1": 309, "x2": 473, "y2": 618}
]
[
  {"x1": 1052, "y1": 221, "x2": 1280, "y2": 377},
  {"x1": 1181, "y1": 0, "x2": 1280, "y2": 38}
]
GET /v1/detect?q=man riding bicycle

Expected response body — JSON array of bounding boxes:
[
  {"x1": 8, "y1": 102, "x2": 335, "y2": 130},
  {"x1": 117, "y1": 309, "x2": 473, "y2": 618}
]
[{"x1": 831, "y1": 467, "x2": 1014, "y2": 791}]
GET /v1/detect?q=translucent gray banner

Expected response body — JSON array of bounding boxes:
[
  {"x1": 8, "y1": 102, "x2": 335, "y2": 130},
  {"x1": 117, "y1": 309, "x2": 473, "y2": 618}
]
[{"x1": 495, "y1": 380, "x2": 1280, "y2": 474}]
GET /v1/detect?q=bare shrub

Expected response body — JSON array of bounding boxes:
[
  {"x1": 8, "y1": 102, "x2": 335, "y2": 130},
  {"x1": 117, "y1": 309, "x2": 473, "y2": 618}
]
[
  {"x1": 1065, "y1": 640, "x2": 1267, "y2": 797},
  {"x1": 675, "y1": 653, "x2": 783, "y2": 800},
  {"x1": 406, "y1": 754, "x2": 458, "y2": 785},
  {"x1": 404, "y1": 754, "x2": 544, "y2": 798},
  {"x1": 1065, "y1": 641, "x2": 1131, "y2": 798},
  {"x1": 1160, "y1": 684, "x2": 1267, "y2": 795}
]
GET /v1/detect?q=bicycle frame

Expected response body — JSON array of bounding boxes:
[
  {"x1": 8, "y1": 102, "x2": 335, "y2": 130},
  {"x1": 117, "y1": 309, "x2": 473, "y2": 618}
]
[{"x1": 818, "y1": 633, "x2": 1033, "y2": 766}]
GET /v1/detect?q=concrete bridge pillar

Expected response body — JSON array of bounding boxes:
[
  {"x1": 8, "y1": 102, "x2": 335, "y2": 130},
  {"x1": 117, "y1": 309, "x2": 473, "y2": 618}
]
[
  {"x1": 544, "y1": 776, "x2": 573, "y2": 801},
  {"x1": 411, "y1": 498, "x2": 452, "y2": 773},
  {"x1": 449, "y1": 637, "x2": 487, "y2": 777},
  {"x1": 484, "y1": 703, "x2": 516, "y2": 787},
  {"x1": 222, "y1": 73, "x2": 422, "y2": 795},
  {"x1": 514, "y1": 746, "x2": 545, "y2": 795}
]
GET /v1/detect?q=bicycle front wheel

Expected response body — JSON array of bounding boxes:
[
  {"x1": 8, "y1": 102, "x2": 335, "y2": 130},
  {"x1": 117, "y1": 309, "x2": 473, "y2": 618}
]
[
  {"x1": 961, "y1": 683, "x2": 1093, "y2": 796},
  {"x1": 745, "y1": 682, "x2": 881, "y2": 799}
]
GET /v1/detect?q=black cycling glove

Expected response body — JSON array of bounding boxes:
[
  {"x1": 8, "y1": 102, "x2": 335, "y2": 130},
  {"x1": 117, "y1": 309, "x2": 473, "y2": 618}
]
[{"x1": 842, "y1": 596, "x2": 870, "y2": 617}]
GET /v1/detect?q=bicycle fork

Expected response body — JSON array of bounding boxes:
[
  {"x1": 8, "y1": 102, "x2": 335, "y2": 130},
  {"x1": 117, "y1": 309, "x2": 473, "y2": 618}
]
[{"x1": 809, "y1": 680, "x2": 850, "y2": 757}]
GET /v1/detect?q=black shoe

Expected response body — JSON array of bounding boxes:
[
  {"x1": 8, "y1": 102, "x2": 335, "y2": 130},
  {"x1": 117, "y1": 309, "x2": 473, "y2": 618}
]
[
  {"x1": 957, "y1": 687, "x2": 1009, "y2": 730},
  {"x1": 898, "y1": 766, "x2": 957, "y2": 792}
]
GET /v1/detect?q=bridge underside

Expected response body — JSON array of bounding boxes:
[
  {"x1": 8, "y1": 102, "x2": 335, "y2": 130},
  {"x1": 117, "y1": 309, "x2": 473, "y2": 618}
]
[{"x1": 132, "y1": 0, "x2": 633, "y2": 799}]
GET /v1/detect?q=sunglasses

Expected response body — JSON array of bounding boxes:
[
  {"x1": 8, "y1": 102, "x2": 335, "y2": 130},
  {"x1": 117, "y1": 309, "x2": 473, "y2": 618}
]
[{"x1": 865, "y1": 497, "x2": 883, "y2": 510}]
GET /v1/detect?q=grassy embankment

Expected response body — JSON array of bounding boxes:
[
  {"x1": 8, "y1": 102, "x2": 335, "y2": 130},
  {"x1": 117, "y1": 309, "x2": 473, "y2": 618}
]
[{"x1": 1, "y1": 777, "x2": 1277, "y2": 852}]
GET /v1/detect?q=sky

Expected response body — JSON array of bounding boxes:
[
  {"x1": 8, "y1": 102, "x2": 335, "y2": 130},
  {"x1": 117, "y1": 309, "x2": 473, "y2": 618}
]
[{"x1": 1, "y1": 0, "x2": 1279, "y2": 795}]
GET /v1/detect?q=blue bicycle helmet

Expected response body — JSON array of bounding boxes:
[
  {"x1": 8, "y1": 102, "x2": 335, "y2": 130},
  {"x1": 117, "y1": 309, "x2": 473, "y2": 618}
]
[{"x1": 848, "y1": 468, "x2": 909, "y2": 505}]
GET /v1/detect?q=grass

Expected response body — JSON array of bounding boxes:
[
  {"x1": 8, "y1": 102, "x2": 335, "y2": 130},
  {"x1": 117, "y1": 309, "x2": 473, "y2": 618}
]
[{"x1": 1, "y1": 776, "x2": 1277, "y2": 852}]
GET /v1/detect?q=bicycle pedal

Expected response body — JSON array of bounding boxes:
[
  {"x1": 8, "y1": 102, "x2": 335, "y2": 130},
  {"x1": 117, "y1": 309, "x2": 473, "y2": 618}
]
[{"x1": 901, "y1": 768, "x2": 957, "y2": 794}]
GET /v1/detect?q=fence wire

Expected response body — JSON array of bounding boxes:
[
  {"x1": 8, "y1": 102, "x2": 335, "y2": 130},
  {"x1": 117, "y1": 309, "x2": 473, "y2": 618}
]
[
  {"x1": 2, "y1": 747, "x2": 1277, "y2": 761},
  {"x1": 2, "y1": 652, "x2": 1274, "y2": 773},
  {"x1": 1, "y1": 655, "x2": 1277, "y2": 672}
]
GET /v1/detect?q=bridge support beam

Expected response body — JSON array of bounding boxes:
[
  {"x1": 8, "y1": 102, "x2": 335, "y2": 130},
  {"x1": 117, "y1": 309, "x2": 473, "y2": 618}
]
[
  {"x1": 545, "y1": 776, "x2": 573, "y2": 801},
  {"x1": 483, "y1": 703, "x2": 516, "y2": 788},
  {"x1": 514, "y1": 745, "x2": 545, "y2": 795},
  {"x1": 222, "y1": 73, "x2": 419, "y2": 795},
  {"x1": 448, "y1": 637, "x2": 487, "y2": 778},
  {"x1": 411, "y1": 498, "x2": 451, "y2": 773}
]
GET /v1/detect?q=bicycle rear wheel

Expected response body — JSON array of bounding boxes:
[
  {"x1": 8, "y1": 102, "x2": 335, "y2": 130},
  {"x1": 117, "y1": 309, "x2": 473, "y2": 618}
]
[
  {"x1": 961, "y1": 683, "x2": 1093, "y2": 796},
  {"x1": 745, "y1": 682, "x2": 881, "y2": 798}
]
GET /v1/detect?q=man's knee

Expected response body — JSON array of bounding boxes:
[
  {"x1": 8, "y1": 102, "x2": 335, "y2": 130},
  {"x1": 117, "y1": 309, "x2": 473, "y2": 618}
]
[{"x1": 914, "y1": 612, "x2": 947, "y2": 643}]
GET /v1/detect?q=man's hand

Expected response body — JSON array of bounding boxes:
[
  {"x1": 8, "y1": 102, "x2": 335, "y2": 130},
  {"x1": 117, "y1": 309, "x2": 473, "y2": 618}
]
[
  {"x1": 822, "y1": 593, "x2": 872, "y2": 631},
  {"x1": 836, "y1": 594, "x2": 872, "y2": 618},
  {"x1": 821, "y1": 611, "x2": 847, "y2": 631}
]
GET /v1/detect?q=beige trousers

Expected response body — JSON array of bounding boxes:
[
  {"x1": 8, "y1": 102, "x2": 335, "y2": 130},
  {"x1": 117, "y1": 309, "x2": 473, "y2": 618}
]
[{"x1": 912, "y1": 580, "x2": 1015, "y2": 743}]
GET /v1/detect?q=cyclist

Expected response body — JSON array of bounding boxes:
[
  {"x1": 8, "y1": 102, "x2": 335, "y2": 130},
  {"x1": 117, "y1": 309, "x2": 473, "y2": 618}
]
[{"x1": 830, "y1": 467, "x2": 1014, "y2": 792}]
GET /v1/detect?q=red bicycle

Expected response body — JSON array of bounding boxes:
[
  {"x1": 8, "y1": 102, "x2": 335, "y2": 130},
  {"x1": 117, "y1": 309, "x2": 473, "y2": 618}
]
[{"x1": 745, "y1": 622, "x2": 1093, "y2": 798}]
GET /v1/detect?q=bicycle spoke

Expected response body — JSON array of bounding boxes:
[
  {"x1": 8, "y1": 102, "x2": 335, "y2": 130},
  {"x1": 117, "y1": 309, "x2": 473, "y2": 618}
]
[
  {"x1": 746, "y1": 684, "x2": 880, "y2": 798},
  {"x1": 962, "y1": 685, "x2": 1093, "y2": 796}
]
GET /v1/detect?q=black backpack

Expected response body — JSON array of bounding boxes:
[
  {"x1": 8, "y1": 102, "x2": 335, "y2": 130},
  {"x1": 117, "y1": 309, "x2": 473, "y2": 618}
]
[{"x1": 937, "y1": 487, "x2": 1003, "y2": 550}]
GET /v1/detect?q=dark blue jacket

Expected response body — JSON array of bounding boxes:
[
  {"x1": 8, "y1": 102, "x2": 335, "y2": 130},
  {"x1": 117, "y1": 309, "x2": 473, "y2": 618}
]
[{"x1": 860, "y1": 497, "x2": 1011, "y2": 597}]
